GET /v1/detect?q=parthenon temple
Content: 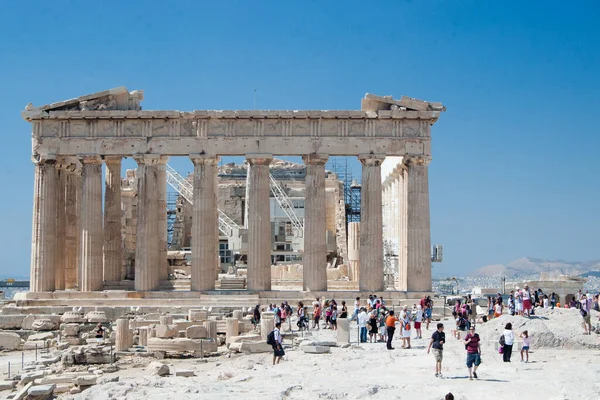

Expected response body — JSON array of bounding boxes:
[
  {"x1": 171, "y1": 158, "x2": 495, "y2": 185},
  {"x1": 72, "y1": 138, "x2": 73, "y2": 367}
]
[{"x1": 22, "y1": 87, "x2": 445, "y2": 304}]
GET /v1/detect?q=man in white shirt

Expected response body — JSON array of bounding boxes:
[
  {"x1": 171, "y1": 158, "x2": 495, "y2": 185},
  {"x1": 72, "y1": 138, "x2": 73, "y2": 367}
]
[
  {"x1": 358, "y1": 308, "x2": 368, "y2": 343},
  {"x1": 522, "y1": 285, "x2": 532, "y2": 317},
  {"x1": 272, "y1": 322, "x2": 284, "y2": 365}
]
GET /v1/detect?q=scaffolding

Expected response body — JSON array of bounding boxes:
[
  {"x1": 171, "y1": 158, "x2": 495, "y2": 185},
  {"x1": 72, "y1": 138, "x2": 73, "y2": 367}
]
[
  {"x1": 325, "y1": 157, "x2": 362, "y2": 226},
  {"x1": 166, "y1": 192, "x2": 178, "y2": 248}
]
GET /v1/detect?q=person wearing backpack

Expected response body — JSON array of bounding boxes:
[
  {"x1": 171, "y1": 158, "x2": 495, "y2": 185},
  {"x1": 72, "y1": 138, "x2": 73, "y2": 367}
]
[
  {"x1": 501, "y1": 322, "x2": 515, "y2": 362},
  {"x1": 463, "y1": 326, "x2": 481, "y2": 380},
  {"x1": 268, "y1": 322, "x2": 284, "y2": 365}
]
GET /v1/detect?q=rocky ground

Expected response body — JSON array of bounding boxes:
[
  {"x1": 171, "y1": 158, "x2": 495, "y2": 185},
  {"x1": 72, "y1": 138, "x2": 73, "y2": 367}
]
[{"x1": 1, "y1": 308, "x2": 599, "y2": 400}]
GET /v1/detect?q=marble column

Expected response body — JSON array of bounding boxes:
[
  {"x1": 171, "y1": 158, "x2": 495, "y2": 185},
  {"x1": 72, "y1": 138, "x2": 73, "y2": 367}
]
[
  {"x1": 64, "y1": 161, "x2": 82, "y2": 289},
  {"x1": 79, "y1": 156, "x2": 104, "y2": 292},
  {"x1": 358, "y1": 154, "x2": 385, "y2": 292},
  {"x1": 397, "y1": 167, "x2": 408, "y2": 290},
  {"x1": 134, "y1": 154, "x2": 161, "y2": 291},
  {"x1": 347, "y1": 222, "x2": 360, "y2": 282},
  {"x1": 54, "y1": 162, "x2": 67, "y2": 290},
  {"x1": 30, "y1": 156, "x2": 57, "y2": 292},
  {"x1": 103, "y1": 156, "x2": 122, "y2": 283},
  {"x1": 302, "y1": 154, "x2": 328, "y2": 292},
  {"x1": 405, "y1": 156, "x2": 432, "y2": 292},
  {"x1": 190, "y1": 154, "x2": 219, "y2": 292},
  {"x1": 246, "y1": 154, "x2": 273, "y2": 292},
  {"x1": 157, "y1": 158, "x2": 169, "y2": 282}
]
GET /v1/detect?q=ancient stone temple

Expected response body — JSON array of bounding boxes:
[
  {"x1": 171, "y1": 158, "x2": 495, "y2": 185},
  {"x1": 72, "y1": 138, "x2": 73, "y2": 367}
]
[{"x1": 22, "y1": 87, "x2": 445, "y2": 303}]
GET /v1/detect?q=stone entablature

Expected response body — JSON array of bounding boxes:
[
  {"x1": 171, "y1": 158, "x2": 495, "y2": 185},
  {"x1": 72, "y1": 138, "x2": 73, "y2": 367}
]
[{"x1": 23, "y1": 88, "x2": 442, "y2": 157}]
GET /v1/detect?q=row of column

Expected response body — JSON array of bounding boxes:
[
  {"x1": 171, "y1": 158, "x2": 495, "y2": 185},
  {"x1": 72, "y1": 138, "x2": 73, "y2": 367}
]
[
  {"x1": 381, "y1": 156, "x2": 432, "y2": 292},
  {"x1": 30, "y1": 154, "x2": 169, "y2": 292},
  {"x1": 30, "y1": 151, "x2": 431, "y2": 293}
]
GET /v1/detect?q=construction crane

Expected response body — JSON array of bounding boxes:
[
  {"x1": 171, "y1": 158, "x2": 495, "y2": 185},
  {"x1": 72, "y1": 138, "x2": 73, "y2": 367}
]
[
  {"x1": 269, "y1": 174, "x2": 304, "y2": 231},
  {"x1": 165, "y1": 164, "x2": 239, "y2": 237}
]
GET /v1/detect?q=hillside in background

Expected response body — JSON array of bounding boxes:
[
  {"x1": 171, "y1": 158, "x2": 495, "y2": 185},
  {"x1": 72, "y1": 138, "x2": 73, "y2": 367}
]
[{"x1": 469, "y1": 257, "x2": 600, "y2": 278}]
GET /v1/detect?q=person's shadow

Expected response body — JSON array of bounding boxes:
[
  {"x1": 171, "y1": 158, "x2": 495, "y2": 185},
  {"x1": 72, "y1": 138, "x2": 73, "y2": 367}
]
[{"x1": 444, "y1": 376, "x2": 509, "y2": 382}]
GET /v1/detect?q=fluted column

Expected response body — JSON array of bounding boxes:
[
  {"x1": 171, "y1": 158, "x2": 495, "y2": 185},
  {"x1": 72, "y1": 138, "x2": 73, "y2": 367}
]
[
  {"x1": 30, "y1": 156, "x2": 57, "y2": 292},
  {"x1": 55, "y1": 162, "x2": 67, "y2": 290},
  {"x1": 103, "y1": 156, "x2": 122, "y2": 283},
  {"x1": 405, "y1": 156, "x2": 432, "y2": 292},
  {"x1": 347, "y1": 222, "x2": 360, "y2": 282},
  {"x1": 358, "y1": 154, "x2": 385, "y2": 292},
  {"x1": 134, "y1": 154, "x2": 161, "y2": 291},
  {"x1": 79, "y1": 156, "x2": 104, "y2": 292},
  {"x1": 65, "y1": 160, "x2": 82, "y2": 289},
  {"x1": 246, "y1": 154, "x2": 273, "y2": 291},
  {"x1": 157, "y1": 158, "x2": 169, "y2": 282},
  {"x1": 190, "y1": 154, "x2": 219, "y2": 291},
  {"x1": 302, "y1": 154, "x2": 328, "y2": 291},
  {"x1": 397, "y1": 168, "x2": 408, "y2": 290}
]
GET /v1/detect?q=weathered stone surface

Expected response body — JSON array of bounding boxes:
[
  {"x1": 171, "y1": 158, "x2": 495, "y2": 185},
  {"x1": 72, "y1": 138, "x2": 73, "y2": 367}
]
[
  {"x1": 53, "y1": 383, "x2": 71, "y2": 394},
  {"x1": 147, "y1": 337, "x2": 217, "y2": 354},
  {"x1": 60, "y1": 312, "x2": 86, "y2": 323},
  {"x1": 115, "y1": 318, "x2": 132, "y2": 352},
  {"x1": 189, "y1": 309, "x2": 208, "y2": 322},
  {"x1": 69, "y1": 387, "x2": 81, "y2": 394},
  {"x1": 337, "y1": 318, "x2": 350, "y2": 344},
  {"x1": 227, "y1": 334, "x2": 262, "y2": 345},
  {"x1": 62, "y1": 323, "x2": 80, "y2": 336},
  {"x1": 0, "y1": 331, "x2": 22, "y2": 350},
  {"x1": 175, "y1": 369, "x2": 195, "y2": 377},
  {"x1": 301, "y1": 345, "x2": 331, "y2": 354},
  {"x1": 155, "y1": 324, "x2": 178, "y2": 339},
  {"x1": 23, "y1": 340, "x2": 50, "y2": 350},
  {"x1": 159, "y1": 315, "x2": 173, "y2": 325},
  {"x1": 0, "y1": 315, "x2": 25, "y2": 329},
  {"x1": 147, "y1": 361, "x2": 170, "y2": 376},
  {"x1": 20, "y1": 371, "x2": 44, "y2": 385},
  {"x1": 63, "y1": 336, "x2": 81, "y2": 345},
  {"x1": 186, "y1": 325, "x2": 208, "y2": 339},
  {"x1": 73, "y1": 375, "x2": 97, "y2": 386},
  {"x1": 85, "y1": 311, "x2": 108, "y2": 323},
  {"x1": 31, "y1": 319, "x2": 55, "y2": 331},
  {"x1": 0, "y1": 380, "x2": 17, "y2": 390},
  {"x1": 239, "y1": 341, "x2": 273, "y2": 354},
  {"x1": 28, "y1": 332, "x2": 54, "y2": 341},
  {"x1": 27, "y1": 383, "x2": 55, "y2": 399},
  {"x1": 203, "y1": 320, "x2": 217, "y2": 341}
]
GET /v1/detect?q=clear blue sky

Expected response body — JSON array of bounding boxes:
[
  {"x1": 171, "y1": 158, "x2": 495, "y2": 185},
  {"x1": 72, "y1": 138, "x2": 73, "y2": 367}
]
[{"x1": 0, "y1": 0, "x2": 598, "y2": 279}]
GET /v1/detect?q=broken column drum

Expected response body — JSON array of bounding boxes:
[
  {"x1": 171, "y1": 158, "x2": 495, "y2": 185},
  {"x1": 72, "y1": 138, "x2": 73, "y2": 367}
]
[{"x1": 22, "y1": 88, "x2": 444, "y2": 295}]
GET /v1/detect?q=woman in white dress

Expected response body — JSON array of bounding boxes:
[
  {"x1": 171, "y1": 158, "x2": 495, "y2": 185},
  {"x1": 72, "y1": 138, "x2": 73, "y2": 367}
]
[{"x1": 400, "y1": 306, "x2": 412, "y2": 349}]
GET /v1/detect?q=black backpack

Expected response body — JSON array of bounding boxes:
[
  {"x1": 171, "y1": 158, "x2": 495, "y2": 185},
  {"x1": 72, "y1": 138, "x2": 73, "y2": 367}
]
[{"x1": 266, "y1": 330, "x2": 275, "y2": 346}]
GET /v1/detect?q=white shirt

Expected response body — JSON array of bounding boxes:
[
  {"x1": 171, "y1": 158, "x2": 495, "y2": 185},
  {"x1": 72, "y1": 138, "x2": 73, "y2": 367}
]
[
  {"x1": 494, "y1": 304, "x2": 502, "y2": 314},
  {"x1": 358, "y1": 311, "x2": 368, "y2": 328},
  {"x1": 503, "y1": 329, "x2": 515, "y2": 345},
  {"x1": 543, "y1": 298, "x2": 549, "y2": 308},
  {"x1": 415, "y1": 309, "x2": 423, "y2": 322},
  {"x1": 354, "y1": 300, "x2": 360, "y2": 310},
  {"x1": 274, "y1": 328, "x2": 282, "y2": 345},
  {"x1": 522, "y1": 290, "x2": 531, "y2": 301}
]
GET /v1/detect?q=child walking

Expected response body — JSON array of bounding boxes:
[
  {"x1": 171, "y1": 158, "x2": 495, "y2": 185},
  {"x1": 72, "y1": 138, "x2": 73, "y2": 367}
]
[{"x1": 520, "y1": 330, "x2": 530, "y2": 362}]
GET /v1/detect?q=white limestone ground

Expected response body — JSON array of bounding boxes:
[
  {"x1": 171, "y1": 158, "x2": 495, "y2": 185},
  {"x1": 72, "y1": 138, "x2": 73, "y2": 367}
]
[{"x1": 67, "y1": 309, "x2": 600, "y2": 400}]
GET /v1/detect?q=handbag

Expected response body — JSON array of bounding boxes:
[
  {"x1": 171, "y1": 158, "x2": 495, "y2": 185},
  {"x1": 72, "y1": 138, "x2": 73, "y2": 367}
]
[{"x1": 498, "y1": 345, "x2": 504, "y2": 354}]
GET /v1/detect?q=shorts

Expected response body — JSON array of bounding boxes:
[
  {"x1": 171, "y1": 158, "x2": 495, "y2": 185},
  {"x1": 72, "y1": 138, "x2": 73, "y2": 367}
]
[
  {"x1": 402, "y1": 329, "x2": 411, "y2": 338},
  {"x1": 457, "y1": 326, "x2": 466, "y2": 331},
  {"x1": 466, "y1": 352, "x2": 481, "y2": 368},
  {"x1": 583, "y1": 314, "x2": 591, "y2": 324},
  {"x1": 314, "y1": 315, "x2": 321, "y2": 323},
  {"x1": 432, "y1": 348, "x2": 443, "y2": 362},
  {"x1": 522, "y1": 346, "x2": 529, "y2": 351},
  {"x1": 274, "y1": 346, "x2": 285, "y2": 357},
  {"x1": 523, "y1": 299, "x2": 532, "y2": 310},
  {"x1": 414, "y1": 322, "x2": 421, "y2": 329},
  {"x1": 424, "y1": 309, "x2": 432, "y2": 319}
]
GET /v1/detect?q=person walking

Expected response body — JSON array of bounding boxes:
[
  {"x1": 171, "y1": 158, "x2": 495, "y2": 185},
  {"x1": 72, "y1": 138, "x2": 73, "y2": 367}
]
[
  {"x1": 358, "y1": 307, "x2": 368, "y2": 343},
  {"x1": 400, "y1": 306, "x2": 412, "y2": 348},
  {"x1": 350, "y1": 297, "x2": 360, "y2": 321},
  {"x1": 272, "y1": 322, "x2": 284, "y2": 365},
  {"x1": 502, "y1": 322, "x2": 515, "y2": 362},
  {"x1": 424, "y1": 296, "x2": 433, "y2": 330},
  {"x1": 427, "y1": 323, "x2": 445, "y2": 378},
  {"x1": 312, "y1": 301, "x2": 321, "y2": 330},
  {"x1": 368, "y1": 309, "x2": 378, "y2": 342},
  {"x1": 385, "y1": 310, "x2": 398, "y2": 350},
  {"x1": 463, "y1": 326, "x2": 481, "y2": 380},
  {"x1": 520, "y1": 330, "x2": 530, "y2": 362},
  {"x1": 330, "y1": 305, "x2": 338, "y2": 331},
  {"x1": 252, "y1": 304, "x2": 261, "y2": 329}
]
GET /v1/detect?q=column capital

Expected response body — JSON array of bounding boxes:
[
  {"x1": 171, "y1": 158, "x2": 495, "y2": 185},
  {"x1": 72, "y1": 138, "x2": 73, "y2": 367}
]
[
  {"x1": 246, "y1": 153, "x2": 273, "y2": 165},
  {"x1": 403, "y1": 155, "x2": 431, "y2": 166},
  {"x1": 358, "y1": 153, "x2": 386, "y2": 167},
  {"x1": 103, "y1": 155, "x2": 123, "y2": 165},
  {"x1": 302, "y1": 154, "x2": 329, "y2": 165},
  {"x1": 31, "y1": 154, "x2": 56, "y2": 165},
  {"x1": 133, "y1": 153, "x2": 161, "y2": 166},
  {"x1": 190, "y1": 154, "x2": 219, "y2": 166},
  {"x1": 78, "y1": 155, "x2": 103, "y2": 165}
]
